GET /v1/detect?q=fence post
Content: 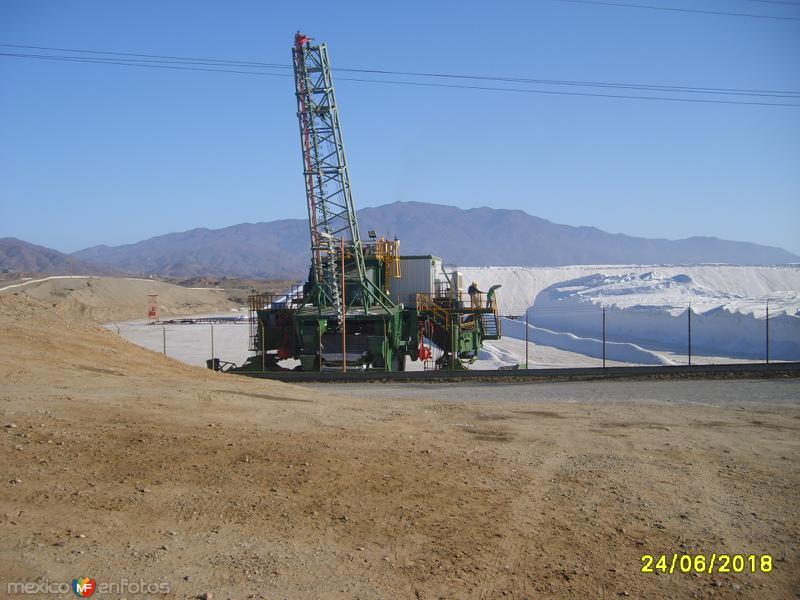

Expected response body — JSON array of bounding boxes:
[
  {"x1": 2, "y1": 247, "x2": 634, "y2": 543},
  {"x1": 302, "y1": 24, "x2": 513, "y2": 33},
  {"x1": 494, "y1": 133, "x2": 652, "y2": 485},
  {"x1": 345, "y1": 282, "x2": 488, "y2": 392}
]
[
  {"x1": 211, "y1": 324, "x2": 215, "y2": 370},
  {"x1": 688, "y1": 303, "x2": 692, "y2": 366},
  {"x1": 450, "y1": 313, "x2": 455, "y2": 372},
  {"x1": 525, "y1": 309, "x2": 529, "y2": 370},
  {"x1": 766, "y1": 299, "x2": 770, "y2": 364},
  {"x1": 602, "y1": 306, "x2": 606, "y2": 369},
  {"x1": 162, "y1": 325, "x2": 166, "y2": 356},
  {"x1": 341, "y1": 237, "x2": 347, "y2": 374}
]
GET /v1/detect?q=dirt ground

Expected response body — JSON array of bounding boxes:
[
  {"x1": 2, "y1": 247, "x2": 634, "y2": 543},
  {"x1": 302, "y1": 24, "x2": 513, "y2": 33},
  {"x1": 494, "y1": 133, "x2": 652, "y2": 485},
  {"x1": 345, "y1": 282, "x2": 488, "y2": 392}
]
[{"x1": 1, "y1": 294, "x2": 798, "y2": 599}]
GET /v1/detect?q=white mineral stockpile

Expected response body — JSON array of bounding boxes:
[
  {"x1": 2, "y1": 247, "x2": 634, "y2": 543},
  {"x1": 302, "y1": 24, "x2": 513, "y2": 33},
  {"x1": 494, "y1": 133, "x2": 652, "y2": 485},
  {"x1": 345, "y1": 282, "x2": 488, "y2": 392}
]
[{"x1": 463, "y1": 265, "x2": 800, "y2": 365}]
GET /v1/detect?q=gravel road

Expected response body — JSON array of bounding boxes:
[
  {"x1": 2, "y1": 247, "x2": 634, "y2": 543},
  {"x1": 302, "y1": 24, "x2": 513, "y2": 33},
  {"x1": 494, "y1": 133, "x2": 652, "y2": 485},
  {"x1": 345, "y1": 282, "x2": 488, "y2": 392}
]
[{"x1": 306, "y1": 378, "x2": 800, "y2": 409}]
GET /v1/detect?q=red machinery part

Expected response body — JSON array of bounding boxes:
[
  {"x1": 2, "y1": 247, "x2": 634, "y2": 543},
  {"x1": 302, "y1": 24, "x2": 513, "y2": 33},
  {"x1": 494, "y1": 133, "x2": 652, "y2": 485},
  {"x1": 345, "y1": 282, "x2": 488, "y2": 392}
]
[
  {"x1": 418, "y1": 323, "x2": 432, "y2": 361},
  {"x1": 294, "y1": 32, "x2": 310, "y2": 47}
]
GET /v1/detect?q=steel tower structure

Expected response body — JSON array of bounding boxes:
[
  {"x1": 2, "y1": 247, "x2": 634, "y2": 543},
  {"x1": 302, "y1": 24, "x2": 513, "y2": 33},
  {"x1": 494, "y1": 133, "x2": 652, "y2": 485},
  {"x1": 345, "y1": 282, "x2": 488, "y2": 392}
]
[
  {"x1": 292, "y1": 32, "x2": 389, "y2": 316},
  {"x1": 221, "y1": 33, "x2": 501, "y2": 373}
]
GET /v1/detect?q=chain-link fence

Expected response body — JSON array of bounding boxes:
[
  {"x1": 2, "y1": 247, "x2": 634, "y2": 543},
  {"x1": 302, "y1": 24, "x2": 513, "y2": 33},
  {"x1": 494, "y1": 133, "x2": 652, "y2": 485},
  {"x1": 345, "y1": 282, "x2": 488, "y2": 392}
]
[
  {"x1": 111, "y1": 302, "x2": 797, "y2": 371},
  {"x1": 494, "y1": 301, "x2": 798, "y2": 368}
]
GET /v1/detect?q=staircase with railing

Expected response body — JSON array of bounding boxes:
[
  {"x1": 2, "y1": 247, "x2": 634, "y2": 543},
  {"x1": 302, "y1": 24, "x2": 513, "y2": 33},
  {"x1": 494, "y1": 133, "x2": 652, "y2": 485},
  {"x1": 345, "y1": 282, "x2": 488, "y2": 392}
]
[
  {"x1": 482, "y1": 293, "x2": 502, "y2": 340},
  {"x1": 481, "y1": 311, "x2": 501, "y2": 340},
  {"x1": 416, "y1": 293, "x2": 451, "y2": 331}
]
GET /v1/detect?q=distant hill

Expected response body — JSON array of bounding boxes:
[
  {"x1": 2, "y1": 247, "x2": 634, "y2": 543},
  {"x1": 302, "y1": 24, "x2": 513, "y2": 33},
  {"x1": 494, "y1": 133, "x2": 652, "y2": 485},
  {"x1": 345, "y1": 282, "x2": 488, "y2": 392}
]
[
  {"x1": 0, "y1": 238, "x2": 101, "y2": 275},
  {"x1": 71, "y1": 201, "x2": 799, "y2": 278},
  {"x1": 358, "y1": 202, "x2": 800, "y2": 267},
  {"x1": 72, "y1": 219, "x2": 309, "y2": 279}
]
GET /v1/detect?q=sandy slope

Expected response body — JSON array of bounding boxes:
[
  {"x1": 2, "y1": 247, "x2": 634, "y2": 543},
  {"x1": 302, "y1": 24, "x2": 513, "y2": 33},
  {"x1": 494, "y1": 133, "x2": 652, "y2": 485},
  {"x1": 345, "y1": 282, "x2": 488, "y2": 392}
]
[
  {"x1": 0, "y1": 276, "x2": 238, "y2": 322},
  {"x1": 1, "y1": 294, "x2": 798, "y2": 598}
]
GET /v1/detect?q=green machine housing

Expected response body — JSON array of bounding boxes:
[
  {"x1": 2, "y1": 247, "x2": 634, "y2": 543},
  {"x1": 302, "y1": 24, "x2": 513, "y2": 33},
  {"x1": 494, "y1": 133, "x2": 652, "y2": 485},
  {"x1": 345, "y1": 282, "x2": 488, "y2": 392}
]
[{"x1": 237, "y1": 246, "x2": 501, "y2": 373}]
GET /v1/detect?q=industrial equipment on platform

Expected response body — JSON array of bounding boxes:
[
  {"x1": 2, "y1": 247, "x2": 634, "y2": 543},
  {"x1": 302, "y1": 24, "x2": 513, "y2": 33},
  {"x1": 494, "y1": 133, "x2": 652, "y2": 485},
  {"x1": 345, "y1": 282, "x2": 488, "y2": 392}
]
[{"x1": 226, "y1": 33, "x2": 501, "y2": 373}]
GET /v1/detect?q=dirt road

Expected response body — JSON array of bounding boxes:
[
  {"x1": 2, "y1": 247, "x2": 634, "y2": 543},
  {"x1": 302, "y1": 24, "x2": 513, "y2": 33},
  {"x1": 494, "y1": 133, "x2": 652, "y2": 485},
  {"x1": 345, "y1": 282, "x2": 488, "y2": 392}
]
[{"x1": 1, "y1": 294, "x2": 798, "y2": 598}]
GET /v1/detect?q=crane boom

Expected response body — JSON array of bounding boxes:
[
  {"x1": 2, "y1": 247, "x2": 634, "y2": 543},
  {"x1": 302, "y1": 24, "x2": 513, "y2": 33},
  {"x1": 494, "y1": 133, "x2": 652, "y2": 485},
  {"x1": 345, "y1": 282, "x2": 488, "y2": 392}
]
[{"x1": 292, "y1": 32, "x2": 367, "y2": 314}]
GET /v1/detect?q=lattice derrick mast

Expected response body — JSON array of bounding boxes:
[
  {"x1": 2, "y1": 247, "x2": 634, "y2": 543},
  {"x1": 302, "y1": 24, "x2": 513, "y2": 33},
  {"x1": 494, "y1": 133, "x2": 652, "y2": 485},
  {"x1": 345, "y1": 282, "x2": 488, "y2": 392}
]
[{"x1": 292, "y1": 33, "x2": 366, "y2": 314}]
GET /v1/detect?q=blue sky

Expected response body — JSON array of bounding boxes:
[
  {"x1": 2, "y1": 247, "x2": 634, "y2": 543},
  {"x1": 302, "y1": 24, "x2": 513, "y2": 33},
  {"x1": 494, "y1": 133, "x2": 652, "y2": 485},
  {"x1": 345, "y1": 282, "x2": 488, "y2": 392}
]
[{"x1": 1, "y1": 0, "x2": 799, "y2": 255}]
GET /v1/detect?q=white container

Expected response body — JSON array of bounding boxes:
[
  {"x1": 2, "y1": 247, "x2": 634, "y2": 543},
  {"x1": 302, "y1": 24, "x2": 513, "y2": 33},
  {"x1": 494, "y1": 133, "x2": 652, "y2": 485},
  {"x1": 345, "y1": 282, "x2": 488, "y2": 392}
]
[
  {"x1": 388, "y1": 255, "x2": 442, "y2": 307},
  {"x1": 453, "y1": 271, "x2": 464, "y2": 296}
]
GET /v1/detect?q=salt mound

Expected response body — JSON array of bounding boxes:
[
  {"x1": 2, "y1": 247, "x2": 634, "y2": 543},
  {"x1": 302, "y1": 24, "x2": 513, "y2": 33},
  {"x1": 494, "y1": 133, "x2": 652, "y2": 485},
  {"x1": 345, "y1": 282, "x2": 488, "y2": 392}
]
[{"x1": 460, "y1": 265, "x2": 800, "y2": 362}]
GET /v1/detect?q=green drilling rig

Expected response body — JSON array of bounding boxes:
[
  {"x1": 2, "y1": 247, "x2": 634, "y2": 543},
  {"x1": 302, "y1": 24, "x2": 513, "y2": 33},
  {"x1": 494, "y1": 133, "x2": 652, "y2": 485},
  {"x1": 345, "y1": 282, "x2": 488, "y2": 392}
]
[{"x1": 227, "y1": 32, "x2": 501, "y2": 373}]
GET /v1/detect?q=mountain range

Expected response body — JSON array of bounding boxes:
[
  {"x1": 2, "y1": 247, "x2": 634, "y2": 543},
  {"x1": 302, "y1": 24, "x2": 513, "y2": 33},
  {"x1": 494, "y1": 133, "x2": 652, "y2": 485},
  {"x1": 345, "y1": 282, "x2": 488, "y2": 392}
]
[
  {"x1": 4, "y1": 202, "x2": 798, "y2": 279},
  {"x1": 0, "y1": 238, "x2": 101, "y2": 275}
]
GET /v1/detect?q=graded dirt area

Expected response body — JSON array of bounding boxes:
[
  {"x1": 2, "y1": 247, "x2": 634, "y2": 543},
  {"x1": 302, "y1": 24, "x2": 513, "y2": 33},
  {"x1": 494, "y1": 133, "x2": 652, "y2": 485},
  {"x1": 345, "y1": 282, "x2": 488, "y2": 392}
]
[
  {"x1": 0, "y1": 275, "x2": 293, "y2": 322},
  {"x1": 1, "y1": 294, "x2": 798, "y2": 599}
]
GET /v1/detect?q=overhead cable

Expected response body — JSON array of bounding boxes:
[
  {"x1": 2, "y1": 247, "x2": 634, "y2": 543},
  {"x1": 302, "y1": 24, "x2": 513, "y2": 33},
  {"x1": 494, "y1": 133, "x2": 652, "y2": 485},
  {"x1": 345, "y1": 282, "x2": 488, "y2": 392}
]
[
  {"x1": 554, "y1": 0, "x2": 800, "y2": 21},
  {"x1": 2, "y1": 48, "x2": 798, "y2": 107}
]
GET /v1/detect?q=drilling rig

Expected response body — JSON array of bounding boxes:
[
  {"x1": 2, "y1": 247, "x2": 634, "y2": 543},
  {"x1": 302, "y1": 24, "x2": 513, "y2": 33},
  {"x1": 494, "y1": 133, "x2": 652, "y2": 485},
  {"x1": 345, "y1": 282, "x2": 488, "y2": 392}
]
[{"x1": 227, "y1": 32, "x2": 501, "y2": 373}]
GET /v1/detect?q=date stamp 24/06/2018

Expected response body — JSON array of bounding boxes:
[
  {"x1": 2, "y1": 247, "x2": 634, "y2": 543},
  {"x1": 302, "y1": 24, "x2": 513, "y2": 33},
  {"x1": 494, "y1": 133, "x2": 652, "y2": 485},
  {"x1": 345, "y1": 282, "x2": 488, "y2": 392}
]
[{"x1": 641, "y1": 554, "x2": 773, "y2": 575}]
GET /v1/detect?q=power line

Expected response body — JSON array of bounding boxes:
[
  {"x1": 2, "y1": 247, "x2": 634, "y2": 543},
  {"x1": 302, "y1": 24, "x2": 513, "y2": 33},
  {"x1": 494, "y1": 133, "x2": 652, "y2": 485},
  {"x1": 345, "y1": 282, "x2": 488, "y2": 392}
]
[
  {"x1": 731, "y1": 0, "x2": 800, "y2": 6},
  {"x1": 336, "y1": 67, "x2": 800, "y2": 98},
  {"x1": 0, "y1": 52, "x2": 291, "y2": 78},
  {"x1": 0, "y1": 43, "x2": 287, "y2": 69},
  {"x1": 336, "y1": 74, "x2": 800, "y2": 106},
  {"x1": 555, "y1": 0, "x2": 800, "y2": 21},
  {"x1": 2, "y1": 50, "x2": 799, "y2": 107},
  {"x1": 3, "y1": 42, "x2": 799, "y2": 97}
]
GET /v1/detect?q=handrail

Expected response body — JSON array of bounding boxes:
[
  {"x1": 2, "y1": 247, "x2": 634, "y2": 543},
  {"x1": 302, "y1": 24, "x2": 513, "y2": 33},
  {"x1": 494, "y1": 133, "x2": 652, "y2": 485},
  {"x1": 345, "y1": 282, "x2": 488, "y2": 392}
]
[
  {"x1": 493, "y1": 298, "x2": 502, "y2": 336},
  {"x1": 416, "y1": 293, "x2": 450, "y2": 330}
]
